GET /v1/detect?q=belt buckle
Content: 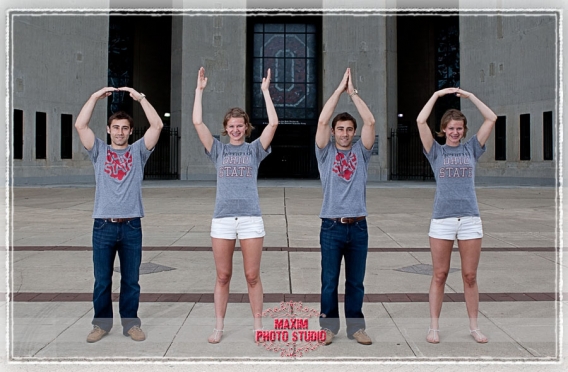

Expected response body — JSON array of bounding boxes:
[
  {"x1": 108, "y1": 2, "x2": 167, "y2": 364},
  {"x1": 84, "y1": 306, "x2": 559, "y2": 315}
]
[
  {"x1": 340, "y1": 217, "x2": 350, "y2": 224},
  {"x1": 110, "y1": 218, "x2": 119, "y2": 223}
]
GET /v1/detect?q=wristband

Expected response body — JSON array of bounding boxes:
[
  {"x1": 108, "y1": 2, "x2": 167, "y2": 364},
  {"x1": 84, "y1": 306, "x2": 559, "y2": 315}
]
[
  {"x1": 137, "y1": 93, "x2": 146, "y2": 102},
  {"x1": 349, "y1": 89, "x2": 358, "y2": 98}
]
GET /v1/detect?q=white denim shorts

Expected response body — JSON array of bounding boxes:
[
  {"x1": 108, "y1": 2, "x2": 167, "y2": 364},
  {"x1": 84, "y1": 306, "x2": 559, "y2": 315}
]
[
  {"x1": 428, "y1": 216, "x2": 483, "y2": 240},
  {"x1": 210, "y1": 216, "x2": 265, "y2": 240}
]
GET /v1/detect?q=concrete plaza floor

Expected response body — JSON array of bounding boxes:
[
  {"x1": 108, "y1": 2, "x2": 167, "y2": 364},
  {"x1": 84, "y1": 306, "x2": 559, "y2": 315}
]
[{"x1": 4, "y1": 180, "x2": 568, "y2": 372}]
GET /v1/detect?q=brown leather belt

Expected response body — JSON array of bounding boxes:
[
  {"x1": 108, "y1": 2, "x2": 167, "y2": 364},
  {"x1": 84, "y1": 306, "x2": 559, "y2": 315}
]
[
  {"x1": 103, "y1": 218, "x2": 136, "y2": 223},
  {"x1": 328, "y1": 216, "x2": 366, "y2": 224}
]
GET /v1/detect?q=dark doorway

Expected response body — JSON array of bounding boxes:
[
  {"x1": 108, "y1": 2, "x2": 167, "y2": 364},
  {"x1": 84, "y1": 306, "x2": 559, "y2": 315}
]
[
  {"x1": 107, "y1": 14, "x2": 174, "y2": 179},
  {"x1": 393, "y1": 14, "x2": 460, "y2": 180},
  {"x1": 247, "y1": 17, "x2": 322, "y2": 178}
]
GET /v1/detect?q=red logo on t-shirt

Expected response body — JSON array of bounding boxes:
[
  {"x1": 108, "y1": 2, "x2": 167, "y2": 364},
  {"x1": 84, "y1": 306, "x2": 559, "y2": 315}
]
[
  {"x1": 104, "y1": 148, "x2": 133, "y2": 181},
  {"x1": 332, "y1": 152, "x2": 357, "y2": 181}
]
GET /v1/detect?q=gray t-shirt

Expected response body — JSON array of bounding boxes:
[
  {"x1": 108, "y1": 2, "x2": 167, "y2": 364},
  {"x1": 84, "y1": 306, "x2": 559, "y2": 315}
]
[
  {"x1": 206, "y1": 138, "x2": 271, "y2": 218},
  {"x1": 423, "y1": 135, "x2": 486, "y2": 219},
  {"x1": 87, "y1": 137, "x2": 152, "y2": 218},
  {"x1": 316, "y1": 139, "x2": 373, "y2": 218}
]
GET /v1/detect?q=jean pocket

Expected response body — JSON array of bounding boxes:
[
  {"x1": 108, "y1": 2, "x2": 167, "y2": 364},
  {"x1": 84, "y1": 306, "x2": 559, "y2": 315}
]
[
  {"x1": 93, "y1": 219, "x2": 107, "y2": 230},
  {"x1": 355, "y1": 219, "x2": 368, "y2": 231},
  {"x1": 321, "y1": 219, "x2": 336, "y2": 231},
  {"x1": 126, "y1": 218, "x2": 142, "y2": 230}
]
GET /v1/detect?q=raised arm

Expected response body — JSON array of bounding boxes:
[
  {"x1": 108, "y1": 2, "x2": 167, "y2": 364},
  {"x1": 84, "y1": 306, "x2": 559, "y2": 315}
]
[
  {"x1": 192, "y1": 67, "x2": 214, "y2": 153},
  {"x1": 416, "y1": 87, "x2": 458, "y2": 153},
  {"x1": 347, "y1": 69, "x2": 375, "y2": 150},
  {"x1": 118, "y1": 87, "x2": 164, "y2": 150},
  {"x1": 316, "y1": 68, "x2": 349, "y2": 149},
  {"x1": 456, "y1": 89, "x2": 497, "y2": 147},
  {"x1": 75, "y1": 87, "x2": 118, "y2": 151},
  {"x1": 259, "y1": 68, "x2": 279, "y2": 150}
]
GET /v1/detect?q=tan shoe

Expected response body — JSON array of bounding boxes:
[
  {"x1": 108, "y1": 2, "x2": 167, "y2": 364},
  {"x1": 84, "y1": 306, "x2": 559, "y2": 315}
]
[
  {"x1": 127, "y1": 326, "x2": 146, "y2": 341},
  {"x1": 351, "y1": 329, "x2": 372, "y2": 345},
  {"x1": 86, "y1": 325, "x2": 108, "y2": 343},
  {"x1": 322, "y1": 328, "x2": 334, "y2": 345}
]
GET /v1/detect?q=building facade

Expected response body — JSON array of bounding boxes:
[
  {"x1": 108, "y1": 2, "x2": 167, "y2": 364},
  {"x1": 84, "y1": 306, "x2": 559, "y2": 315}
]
[{"x1": 10, "y1": 9, "x2": 558, "y2": 185}]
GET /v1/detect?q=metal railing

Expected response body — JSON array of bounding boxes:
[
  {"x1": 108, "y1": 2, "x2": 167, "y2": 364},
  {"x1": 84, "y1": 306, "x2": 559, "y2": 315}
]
[
  {"x1": 389, "y1": 127, "x2": 434, "y2": 181},
  {"x1": 132, "y1": 126, "x2": 179, "y2": 180}
]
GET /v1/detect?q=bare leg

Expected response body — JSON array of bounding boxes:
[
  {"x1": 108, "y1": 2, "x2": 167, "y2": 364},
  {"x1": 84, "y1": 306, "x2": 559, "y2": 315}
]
[
  {"x1": 428, "y1": 237, "x2": 454, "y2": 343},
  {"x1": 458, "y1": 238, "x2": 487, "y2": 343},
  {"x1": 240, "y1": 237, "x2": 264, "y2": 330},
  {"x1": 208, "y1": 238, "x2": 236, "y2": 343}
]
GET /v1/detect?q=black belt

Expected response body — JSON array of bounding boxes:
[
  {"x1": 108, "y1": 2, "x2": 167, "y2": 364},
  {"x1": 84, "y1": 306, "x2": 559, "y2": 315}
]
[
  {"x1": 102, "y1": 218, "x2": 136, "y2": 223},
  {"x1": 327, "y1": 216, "x2": 365, "y2": 224}
]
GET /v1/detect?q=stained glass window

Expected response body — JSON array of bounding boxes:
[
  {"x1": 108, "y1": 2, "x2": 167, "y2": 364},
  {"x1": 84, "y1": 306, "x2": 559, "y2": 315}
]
[{"x1": 251, "y1": 23, "x2": 318, "y2": 125}]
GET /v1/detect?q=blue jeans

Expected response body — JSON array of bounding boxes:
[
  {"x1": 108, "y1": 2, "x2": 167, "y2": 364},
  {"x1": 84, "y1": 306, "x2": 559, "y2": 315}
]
[
  {"x1": 92, "y1": 218, "x2": 142, "y2": 335},
  {"x1": 319, "y1": 218, "x2": 368, "y2": 336}
]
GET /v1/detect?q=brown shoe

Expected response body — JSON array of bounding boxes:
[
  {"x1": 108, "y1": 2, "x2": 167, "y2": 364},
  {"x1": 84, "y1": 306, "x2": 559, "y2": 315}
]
[
  {"x1": 322, "y1": 328, "x2": 334, "y2": 345},
  {"x1": 86, "y1": 325, "x2": 108, "y2": 343},
  {"x1": 127, "y1": 326, "x2": 146, "y2": 341},
  {"x1": 351, "y1": 329, "x2": 372, "y2": 345}
]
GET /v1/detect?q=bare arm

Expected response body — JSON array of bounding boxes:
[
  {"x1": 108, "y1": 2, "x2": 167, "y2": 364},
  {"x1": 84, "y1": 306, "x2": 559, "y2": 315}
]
[
  {"x1": 192, "y1": 67, "x2": 214, "y2": 153},
  {"x1": 316, "y1": 68, "x2": 349, "y2": 149},
  {"x1": 456, "y1": 89, "x2": 497, "y2": 147},
  {"x1": 416, "y1": 87, "x2": 458, "y2": 153},
  {"x1": 347, "y1": 69, "x2": 375, "y2": 150},
  {"x1": 259, "y1": 68, "x2": 279, "y2": 150},
  {"x1": 118, "y1": 87, "x2": 164, "y2": 150},
  {"x1": 74, "y1": 87, "x2": 117, "y2": 151}
]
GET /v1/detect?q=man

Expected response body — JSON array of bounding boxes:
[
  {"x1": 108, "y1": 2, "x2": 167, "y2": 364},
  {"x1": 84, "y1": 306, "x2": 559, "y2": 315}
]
[
  {"x1": 75, "y1": 86, "x2": 163, "y2": 343},
  {"x1": 315, "y1": 68, "x2": 376, "y2": 345}
]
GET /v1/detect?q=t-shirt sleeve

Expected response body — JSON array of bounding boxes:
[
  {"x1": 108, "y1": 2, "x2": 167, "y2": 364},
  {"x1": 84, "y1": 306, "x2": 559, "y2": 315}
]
[
  {"x1": 205, "y1": 137, "x2": 221, "y2": 163},
  {"x1": 87, "y1": 137, "x2": 103, "y2": 163},
  {"x1": 251, "y1": 138, "x2": 271, "y2": 161},
  {"x1": 356, "y1": 140, "x2": 373, "y2": 163},
  {"x1": 469, "y1": 135, "x2": 486, "y2": 160},
  {"x1": 423, "y1": 140, "x2": 439, "y2": 164},
  {"x1": 315, "y1": 140, "x2": 332, "y2": 163},
  {"x1": 135, "y1": 138, "x2": 154, "y2": 165}
]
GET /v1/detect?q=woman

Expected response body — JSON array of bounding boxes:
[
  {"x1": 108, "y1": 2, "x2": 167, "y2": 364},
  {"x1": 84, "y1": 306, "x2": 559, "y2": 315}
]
[
  {"x1": 416, "y1": 87, "x2": 497, "y2": 344},
  {"x1": 192, "y1": 67, "x2": 278, "y2": 344}
]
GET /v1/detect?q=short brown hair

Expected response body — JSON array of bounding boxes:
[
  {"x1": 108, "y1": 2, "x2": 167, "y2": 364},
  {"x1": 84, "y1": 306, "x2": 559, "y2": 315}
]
[
  {"x1": 108, "y1": 111, "x2": 133, "y2": 129},
  {"x1": 331, "y1": 112, "x2": 357, "y2": 131},
  {"x1": 221, "y1": 107, "x2": 254, "y2": 137},
  {"x1": 436, "y1": 109, "x2": 468, "y2": 138}
]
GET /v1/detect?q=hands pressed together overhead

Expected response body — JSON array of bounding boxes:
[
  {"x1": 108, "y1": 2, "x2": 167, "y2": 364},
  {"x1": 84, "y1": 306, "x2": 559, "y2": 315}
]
[
  {"x1": 91, "y1": 86, "x2": 145, "y2": 102},
  {"x1": 334, "y1": 67, "x2": 358, "y2": 97}
]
